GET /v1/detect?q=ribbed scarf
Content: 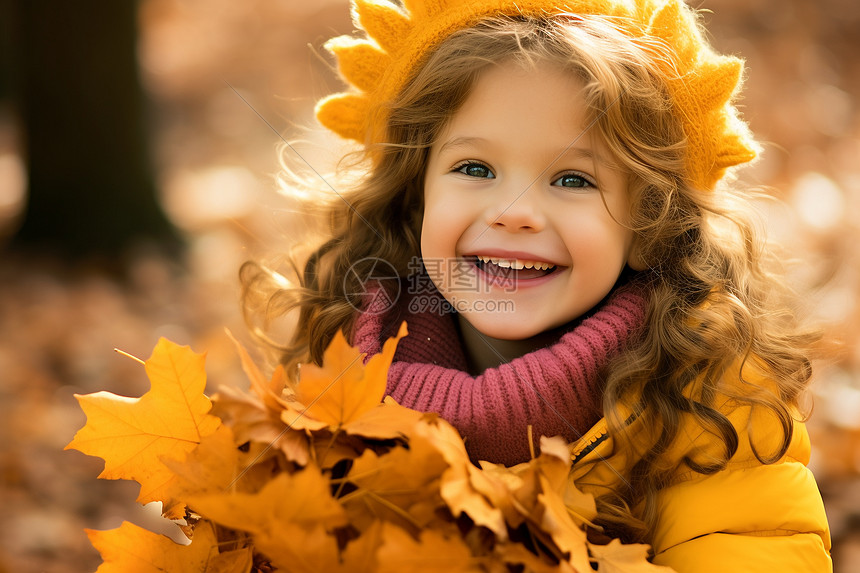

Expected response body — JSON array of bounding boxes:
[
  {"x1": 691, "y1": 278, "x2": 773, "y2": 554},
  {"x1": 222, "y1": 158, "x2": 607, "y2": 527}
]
[{"x1": 351, "y1": 279, "x2": 648, "y2": 466}]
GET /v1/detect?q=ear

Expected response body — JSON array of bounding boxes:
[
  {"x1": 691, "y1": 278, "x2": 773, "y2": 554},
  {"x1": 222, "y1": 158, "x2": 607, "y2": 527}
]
[{"x1": 627, "y1": 237, "x2": 648, "y2": 271}]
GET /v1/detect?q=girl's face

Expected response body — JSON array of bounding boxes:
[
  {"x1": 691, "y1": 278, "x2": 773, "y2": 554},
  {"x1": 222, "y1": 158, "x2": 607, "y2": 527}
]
[{"x1": 421, "y1": 60, "x2": 638, "y2": 340}]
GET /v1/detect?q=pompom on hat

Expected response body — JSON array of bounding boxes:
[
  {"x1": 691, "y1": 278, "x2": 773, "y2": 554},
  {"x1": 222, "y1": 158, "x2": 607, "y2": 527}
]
[{"x1": 315, "y1": 0, "x2": 760, "y2": 191}]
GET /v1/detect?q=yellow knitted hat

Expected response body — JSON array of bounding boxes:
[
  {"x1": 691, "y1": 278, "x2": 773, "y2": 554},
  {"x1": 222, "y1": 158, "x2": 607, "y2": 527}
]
[{"x1": 315, "y1": 0, "x2": 759, "y2": 191}]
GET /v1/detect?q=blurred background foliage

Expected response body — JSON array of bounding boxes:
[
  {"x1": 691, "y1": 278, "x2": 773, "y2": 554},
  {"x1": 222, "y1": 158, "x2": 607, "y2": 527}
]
[{"x1": 0, "y1": 0, "x2": 858, "y2": 571}]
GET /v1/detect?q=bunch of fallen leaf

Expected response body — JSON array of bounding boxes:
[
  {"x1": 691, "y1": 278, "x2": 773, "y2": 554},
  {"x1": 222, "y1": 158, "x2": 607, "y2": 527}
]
[{"x1": 67, "y1": 324, "x2": 672, "y2": 572}]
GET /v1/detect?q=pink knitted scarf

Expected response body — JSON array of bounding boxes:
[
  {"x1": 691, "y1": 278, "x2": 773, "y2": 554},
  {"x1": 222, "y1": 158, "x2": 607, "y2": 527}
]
[{"x1": 351, "y1": 279, "x2": 648, "y2": 466}]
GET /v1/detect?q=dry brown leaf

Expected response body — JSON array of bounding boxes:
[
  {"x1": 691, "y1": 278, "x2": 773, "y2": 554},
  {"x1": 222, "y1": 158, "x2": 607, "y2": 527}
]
[
  {"x1": 66, "y1": 338, "x2": 221, "y2": 518},
  {"x1": 86, "y1": 520, "x2": 219, "y2": 573}
]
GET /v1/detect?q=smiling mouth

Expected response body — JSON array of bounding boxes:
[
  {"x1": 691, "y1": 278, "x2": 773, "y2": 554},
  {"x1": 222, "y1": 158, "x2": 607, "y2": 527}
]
[{"x1": 471, "y1": 255, "x2": 559, "y2": 280}]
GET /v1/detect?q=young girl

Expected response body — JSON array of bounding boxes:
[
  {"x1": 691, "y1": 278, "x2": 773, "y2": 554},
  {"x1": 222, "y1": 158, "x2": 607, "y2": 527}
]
[{"x1": 243, "y1": 0, "x2": 832, "y2": 569}]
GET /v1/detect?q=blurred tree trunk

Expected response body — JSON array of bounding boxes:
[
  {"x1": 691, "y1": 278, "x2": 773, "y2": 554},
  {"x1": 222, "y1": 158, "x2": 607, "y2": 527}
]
[{"x1": 10, "y1": 0, "x2": 180, "y2": 259}]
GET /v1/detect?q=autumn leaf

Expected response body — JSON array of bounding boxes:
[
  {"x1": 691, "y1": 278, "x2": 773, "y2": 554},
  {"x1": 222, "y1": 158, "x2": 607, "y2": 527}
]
[
  {"x1": 499, "y1": 544, "x2": 579, "y2": 573},
  {"x1": 589, "y1": 539, "x2": 676, "y2": 573},
  {"x1": 341, "y1": 435, "x2": 449, "y2": 533},
  {"x1": 538, "y1": 474, "x2": 592, "y2": 573},
  {"x1": 293, "y1": 322, "x2": 407, "y2": 427},
  {"x1": 339, "y1": 520, "x2": 385, "y2": 572},
  {"x1": 160, "y1": 423, "x2": 240, "y2": 503},
  {"x1": 341, "y1": 396, "x2": 426, "y2": 440},
  {"x1": 66, "y1": 338, "x2": 221, "y2": 517},
  {"x1": 227, "y1": 329, "x2": 290, "y2": 412},
  {"x1": 253, "y1": 523, "x2": 344, "y2": 573},
  {"x1": 473, "y1": 460, "x2": 527, "y2": 528},
  {"x1": 213, "y1": 384, "x2": 311, "y2": 465},
  {"x1": 189, "y1": 467, "x2": 347, "y2": 535},
  {"x1": 375, "y1": 522, "x2": 483, "y2": 573},
  {"x1": 86, "y1": 520, "x2": 220, "y2": 573},
  {"x1": 527, "y1": 437, "x2": 596, "y2": 527},
  {"x1": 411, "y1": 415, "x2": 507, "y2": 538},
  {"x1": 207, "y1": 547, "x2": 254, "y2": 573}
]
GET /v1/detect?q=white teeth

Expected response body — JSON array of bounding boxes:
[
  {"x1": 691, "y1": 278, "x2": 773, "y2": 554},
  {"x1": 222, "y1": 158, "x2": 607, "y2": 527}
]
[{"x1": 475, "y1": 255, "x2": 555, "y2": 270}]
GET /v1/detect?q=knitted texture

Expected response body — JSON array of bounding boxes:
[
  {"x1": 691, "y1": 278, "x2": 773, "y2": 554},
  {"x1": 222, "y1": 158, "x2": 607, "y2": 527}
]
[
  {"x1": 316, "y1": 0, "x2": 759, "y2": 191},
  {"x1": 351, "y1": 281, "x2": 648, "y2": 465}
]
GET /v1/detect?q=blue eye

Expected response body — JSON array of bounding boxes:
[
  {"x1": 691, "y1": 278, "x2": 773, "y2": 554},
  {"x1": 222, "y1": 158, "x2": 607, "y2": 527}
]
[
  {"x1": 454, "y1": 162, "x2": 495, "y2": 179},
  {"x1": 552, "y1": 173, "x2": 593, "y2": 189}
]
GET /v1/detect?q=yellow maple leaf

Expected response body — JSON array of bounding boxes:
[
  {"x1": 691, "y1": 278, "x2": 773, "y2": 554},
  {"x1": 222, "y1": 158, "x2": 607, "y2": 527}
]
[
  {"x1": 293, "y1": 322, "x2": 407, "y2": 427},
  {"x1": 86, "y1": 520, "x2": 220, "y2": 573},
  {"x1": 589, "y1": 539, "x2": 677, "y2": 573},
  {"x1": 66, "y1": 338, "x2": 221, "y2": 517}
]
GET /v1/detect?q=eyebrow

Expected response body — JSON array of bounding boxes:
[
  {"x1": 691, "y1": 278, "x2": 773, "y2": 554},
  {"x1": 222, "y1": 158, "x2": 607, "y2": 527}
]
[
  {"x1": 437, "y1": 136, "x2": 487, "y2": 154},
  {"x1": 438, "y1": 135, "x2": 617, "y2": 170}
]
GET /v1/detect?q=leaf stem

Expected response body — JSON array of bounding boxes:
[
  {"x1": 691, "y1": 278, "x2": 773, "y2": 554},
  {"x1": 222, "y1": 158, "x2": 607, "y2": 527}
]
[{"x1": 114, "y1": 348, "x2": 145, "y2": 365}]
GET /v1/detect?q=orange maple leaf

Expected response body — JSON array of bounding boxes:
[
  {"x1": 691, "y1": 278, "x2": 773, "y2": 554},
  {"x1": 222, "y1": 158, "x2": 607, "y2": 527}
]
[
  {"x1": 86, "y1": 520, "x2": 230, "y2": 573},
  {"x1": 410, "y1": 414, "x2": 508, "y2": 538},
  {"x1": 188, "y1": 467, "x2": 348, "y2": 535},
  {"x1": 160, "y1": 423, "x2": 240, "y2": 502},
  {"x1": 341, "y1": 434, "x2": 449, "y2": 533},
  {"x1": 292, "y1": 322, "x2": 407, "y2": 428},
  {"x1": 190, "y1": 469, "x2": 349, "y2": 572},
  {"x1": 66, "y1": 338, "x2": 221, "y2": 517},
  {"x1": 213, "y1": 384, "x2": 312, "y2": 465},
  {"x1": 376, "y1": 522, "x2": 483, "y2": 573},
  {"x1": 589, "y1": 539, "x2": 677, "y2": 573}
]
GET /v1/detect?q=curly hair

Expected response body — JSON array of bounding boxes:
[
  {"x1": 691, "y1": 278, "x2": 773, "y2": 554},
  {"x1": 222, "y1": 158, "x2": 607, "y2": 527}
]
[{"x1": 241, "y1": 15, "x2": 817, "y2": 544}]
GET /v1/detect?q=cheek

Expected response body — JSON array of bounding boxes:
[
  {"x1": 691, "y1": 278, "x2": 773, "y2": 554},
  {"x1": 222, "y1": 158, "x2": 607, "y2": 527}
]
[
  {"x1": 562, "y1": 218, "x2": 633, "y2": 262},
  {"x1": 419, "y1": 203, "x2": 449, "y2": 259}
]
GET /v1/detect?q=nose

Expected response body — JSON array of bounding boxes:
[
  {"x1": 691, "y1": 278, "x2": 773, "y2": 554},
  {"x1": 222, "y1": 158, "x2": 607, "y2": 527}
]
[{"x1": 484, "y1": 185, "x2": 546, "y2": 232}]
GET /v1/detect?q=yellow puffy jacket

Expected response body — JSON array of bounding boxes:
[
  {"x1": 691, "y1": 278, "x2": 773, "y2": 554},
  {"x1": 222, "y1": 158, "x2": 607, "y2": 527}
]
[{"x1": 569, "y1": 367, "x2": 833, "y2": 572}]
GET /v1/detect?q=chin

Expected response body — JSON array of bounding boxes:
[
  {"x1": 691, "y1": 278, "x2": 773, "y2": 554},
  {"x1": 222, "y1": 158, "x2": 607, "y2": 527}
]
[{"x1": 461, "y1": 313, "x2": 545, "y2": 341}]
